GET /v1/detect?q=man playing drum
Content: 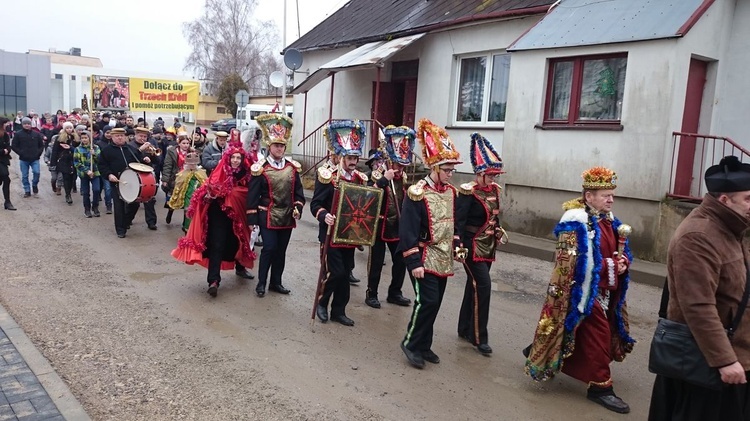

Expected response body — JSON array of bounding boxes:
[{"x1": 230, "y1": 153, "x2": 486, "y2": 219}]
[{"x1": 98, "y1": 127, "x2": 154, "y2": 238}]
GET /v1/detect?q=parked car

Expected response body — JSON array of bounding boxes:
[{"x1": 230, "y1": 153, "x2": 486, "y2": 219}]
[
  {"x1": 211, "y1": 118, "x2": 256, "y2": 132},
  {"x1": 209, "y1": 119, "x2": 226, "y2": 131}
]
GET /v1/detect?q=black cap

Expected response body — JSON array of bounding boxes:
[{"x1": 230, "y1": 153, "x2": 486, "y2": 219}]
[
  {"x1": 705, "y1": 156, "x2": 750, "y2": 193},
  {"x1": 102, "y1": 112, "x2": 111, "y2": 118},
  {"x1": 365, "y1": 149, "x2": 382, "y2": 168},
  {"x1": 152, "y1": 127, "x2": 164, "y2": 134}
]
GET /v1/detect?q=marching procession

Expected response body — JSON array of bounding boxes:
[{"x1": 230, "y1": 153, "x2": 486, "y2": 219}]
[{"x1": 2, "y1": 109, "x2": 749, "y2": 419}]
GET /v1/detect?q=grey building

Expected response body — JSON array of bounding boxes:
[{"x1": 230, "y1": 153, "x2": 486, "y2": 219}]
[{"x1": 0, "y1": 50, "x2": 51, "y2": 117}]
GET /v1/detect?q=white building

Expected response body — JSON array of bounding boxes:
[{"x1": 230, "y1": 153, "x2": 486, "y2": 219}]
[{"x1": 287, "y1": 0, "x2": 747, "y2": 262}]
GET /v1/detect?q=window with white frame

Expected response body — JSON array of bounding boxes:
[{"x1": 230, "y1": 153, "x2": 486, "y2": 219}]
[{"x1": 455, "y1": 52, "x2": 511, "y2": 125}]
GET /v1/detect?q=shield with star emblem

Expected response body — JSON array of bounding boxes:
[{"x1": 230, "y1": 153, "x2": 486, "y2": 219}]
[{"x1": 332, "y1": 182, "x2": 384, "y2": 246}]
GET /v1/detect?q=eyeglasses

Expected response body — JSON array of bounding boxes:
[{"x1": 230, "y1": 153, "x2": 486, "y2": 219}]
[{"x1": 439, "y1": 167, "x2": 456, "y2": 174}]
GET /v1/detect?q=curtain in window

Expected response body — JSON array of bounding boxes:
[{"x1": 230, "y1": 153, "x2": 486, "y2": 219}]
[
  {"x1": 549, "y1": 61, "x2": 573, "y2": 120},
  {"x1": 488, "y1": 54, "x2": 510, "y2": 122},
  {"x1": 457, "y1": 57, "x2": 486, "y2": 122},
  {"x1": 578, "y1": 58, "x2": 627, "y2": 120}
]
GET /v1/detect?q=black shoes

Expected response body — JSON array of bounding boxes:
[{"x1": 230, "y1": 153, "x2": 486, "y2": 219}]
[
  {"x1": 92, "y1": 207, "x2": 100, "y2": 217},
  {"x1": 365, "y1": 290, "x2": 381, "y2": 308},
  {"x1": 148, "y1": 225, "x2": 158, "y2": 230},
  {"x1": 477, "y1": 344, "x2": 493, "y2": 355},
  {"x1": 32, "y1": 185, "x2": 38, "y2": 195},
  {"x1": 348, "y1": 272, "x2": 361, "y2": 284},
  {"x1": 106, "y1": 205, "x2": 112, "y2": 214},
  {"x1": 65, "y1": 194, "x2": 73, "y2": 204},
  {"x1": 522, "y1": 344, "x2": 532, "y2": 358},
  {"x1": 165, "y1": 209, "x2": 173, "y2": 224},
  {"x1": 117, "y1": 233, "x2": 126, "y2": 238},
  {"x1": 330, "y1": 314, "x2": 354, "y2": 326},
  {"x1": 422, "y1": 350, "x2": 440, "y2": 364},
  {"x1": 387, "y1": 294, "x2": 411, "y2": 306},
  {"x1": 207, "y1": 281, "x2": 219, "y2": 297},
  {"x1": 23, "y1": 192, "x2": 31, "y2": 198},
  {"x1": 255, "y1": 281, "x2": 266, "y2": 297},
  {"x1": 4, "y1": 202, "x2": 15, "y2": 211},
  {"x1": 235, "y1": 268, "x2": 255, "y2": 279},
  {"x1": 401, "y1": 343, "x2": 425, "y2": 369},
  {"x1": 84, "y1": 209, "x2": 92, "y2": 218},
  {"x1": 316, "y1": 305, "x2": 329, "y2": 323},
  {"x1": 587, "y1": 393, "x2": 630, "y2": 414},
  {"x1": 269, "y1": 284, "x2": 290, "y2": 294}
]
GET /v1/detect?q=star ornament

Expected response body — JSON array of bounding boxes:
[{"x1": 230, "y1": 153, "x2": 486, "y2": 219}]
[{"x1": 339, "y1": 194, "x2": 378, "y2": 239}]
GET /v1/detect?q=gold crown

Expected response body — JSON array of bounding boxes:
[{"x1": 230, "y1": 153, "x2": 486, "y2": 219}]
[{"x1": 581, "y1": 166, "x2": 617, "y2": 190}]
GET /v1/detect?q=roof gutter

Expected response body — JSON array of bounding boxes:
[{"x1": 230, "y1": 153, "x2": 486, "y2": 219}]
[{"x1": 286, "y1": 5, "x2": 551, "y2": 54}]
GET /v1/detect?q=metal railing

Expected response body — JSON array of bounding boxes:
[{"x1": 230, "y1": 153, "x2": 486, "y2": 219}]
[
  {"x1": 668, "y1": 131, "x2": 750, "y2": 201},
  {"x1": 296, "y1": 119, "x2": 386, "y2": 177}
]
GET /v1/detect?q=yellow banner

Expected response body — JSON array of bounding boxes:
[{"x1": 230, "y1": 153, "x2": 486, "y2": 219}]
[{"x1": 129, "y1": 78, "x2": 200, "y2": 112}]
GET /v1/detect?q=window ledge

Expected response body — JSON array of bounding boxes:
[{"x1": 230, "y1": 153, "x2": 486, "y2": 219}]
[
  {"x1": 535, "y1": 123, "x2": 623, "y2": 131},
  {"x1": 446, "y1": 125, "x2": 504, "y2": 130}
]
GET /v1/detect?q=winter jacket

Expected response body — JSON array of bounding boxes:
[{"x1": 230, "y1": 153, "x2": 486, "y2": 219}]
[
  {"x1": 0, "y1": 132, "x2": 11, "y2": 166},
  {"x1": 73, "y1": 144, "x2": 101, "y2": 178},
  {"x1": 161, "y1": 145, "x2": 183, "y2": 188},
  {"x1": 667, "y1": 193, "x2": 750, "y2": 370},
  {"x1": 50, "y1": 140, "x2": 75, "y2": 175},
  {"x1": 201, "y1": 140, "x2": 225, "y2": 175},
  {"x1": 10, "y1": 129, "x2": 44, "y2": 162}
]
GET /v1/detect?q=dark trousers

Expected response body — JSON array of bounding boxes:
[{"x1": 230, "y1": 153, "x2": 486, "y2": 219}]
[
  {"x1": 458, "y1": 258, "x2": 492, "y2": 345},
  {"x1": 367, "y1": 238, "x2": 406, "y2": 297},
  {"x1": 206, "y1": 201, "x2": 239, "y2": 284},
  {"x1": 61, "y1": 172, "x2": 76, "y2": 196},
  {"x1": 112, "y1": 185, "x2": 140, "y2": 236},
  {"x1": 257, "y1": 225, "x2": 293, "y2": 288},
  {"x1": 648, "y1": 373, "x2": 750, "y2": 421},
  {"x1": 136, "y1": 197, "x2": 157, "y2": 226},
  {"x1": 0, "y1": 165, "x2": 10, "y2": 202},
  {"x1": 321, "y1": 246, "x2": 354, "y2": 317},
  {"x1": 402, "y1": 273, "x2": 447, "y2": 352},
  {"x1": 79, "y1": 175, "x2": 101, "y2": 209}
]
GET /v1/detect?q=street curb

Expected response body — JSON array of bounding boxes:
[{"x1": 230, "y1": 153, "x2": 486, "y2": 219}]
[
  {"x1": 301, "y1": 189, "x2": 667, "y2": 288},
  {"x1": 0, "y1": 303, "x2": 91, "y2": 421}
]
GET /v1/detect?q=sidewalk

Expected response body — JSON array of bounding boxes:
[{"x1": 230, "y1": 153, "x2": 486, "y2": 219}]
[{"x1": 0, "y1": 304, "x2": 90, "y2": 421}]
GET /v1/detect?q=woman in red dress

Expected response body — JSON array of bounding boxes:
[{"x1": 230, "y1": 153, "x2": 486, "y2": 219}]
[{"x1": 172, "y1": 142, "x2": 256, "y2": 297}]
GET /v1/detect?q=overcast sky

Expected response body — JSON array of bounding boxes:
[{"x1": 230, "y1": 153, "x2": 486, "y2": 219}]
[{"x1": 0, "y1": 0, "x2": 347, "y2": 78}]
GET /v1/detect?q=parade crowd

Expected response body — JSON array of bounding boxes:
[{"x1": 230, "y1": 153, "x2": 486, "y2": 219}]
[{"x1": 1, "y1": 110, "x2": 748, "y2": 420}]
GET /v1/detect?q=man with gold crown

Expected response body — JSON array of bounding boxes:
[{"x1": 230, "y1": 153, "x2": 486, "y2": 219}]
[
  {"x1": 310, "y1": 120, "x2": 369, "y2": 326},
  {"x1": 365, "y1": 125, "x2": 415, "y2": 309},
  {"x1": 398, "y1": 118, "x2": 464, "y2": 369},
  {"x1": 246, "y1": 113, "x2": 304, "y2": 297},
  {"x1": 455, "y1": 133, "x2": 507, "y2": 356},
  {"x1": 524, "y1": 166, "x2": 635, "y2": 414}
]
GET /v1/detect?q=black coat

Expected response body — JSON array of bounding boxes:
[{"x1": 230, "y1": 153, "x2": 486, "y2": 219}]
[
  {"x1": 11, "y1": 129, "x2": 44, "y2": 162},
  {"x1": 50, "y1": 141, "x2": 75, "y2": 175},
  {"x1": 0, "y1": 132, "x2": 11, "y2": 166},
  {"x1": 98, "y1": 143, "x2": 145, "y2": 179}
]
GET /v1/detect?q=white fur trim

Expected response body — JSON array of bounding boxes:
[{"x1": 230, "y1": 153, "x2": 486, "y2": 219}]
[
  {"x1": 558, "y1": 207, "x2": 595, "y2": 314},
  {"x1": 559, "y1": 207, "x2": 589, "y2": 225}
]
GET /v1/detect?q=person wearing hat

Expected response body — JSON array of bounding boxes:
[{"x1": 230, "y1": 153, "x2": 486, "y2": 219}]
[
  {"x1": 128, "y1": 126, "x2": 159, "y2": 230},
  {"x1": 397, "y1": 119, "x2": 463, "y2": 369},
  {"x1": 96, "y1": 126, "x2": 115, "y2": 214},
  {"x1": 648, "y1": 155, "x2": 750, "y2": 420},
  {"x1": 72, "y1": 131, "x2": 101, "y2": 217},
  {"x1": 10, "y1": 116, "x2": 44, "y2": 197},
  {"x1": 524, "y1": 166, "x2": 634, "y2": 413},
  {"x1": 202, "y1": 131, "x2": 228, "y2": 176},
  {"x1": 98, "y1": 127, "x2": 153, "y2": 238},
  {"x1": 364, "y1": 126, "x2": 415, "y2": 309},
  {"x1": 455, "y1": 133, "x2": 507, "y2": 356},
  {"x1": 50, "y1": 124, "x2": 80, "y2": 205},
  {"x1": 246, "y1": 114, "x2": 303, "y2": 297},
  {"x1": 310, "y1": 120, "x2": 369, "y2": 326}
]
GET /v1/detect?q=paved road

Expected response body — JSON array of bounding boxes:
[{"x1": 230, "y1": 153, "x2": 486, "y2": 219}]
[{"x1": 0, "y1": 169, "x2": 663, "y2": 420}]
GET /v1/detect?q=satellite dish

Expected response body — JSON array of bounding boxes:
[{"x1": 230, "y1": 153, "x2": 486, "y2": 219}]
[
  {"x1": 269, "y1": 71, "x2": 284, "y2": 88},
  {"x1": 284, "y1": 48, "x2": 303, "y2": 71}
]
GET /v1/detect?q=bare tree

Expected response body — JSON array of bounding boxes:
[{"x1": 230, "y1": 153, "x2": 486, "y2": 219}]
[{"x1": 183, "y1": 0, "x2": 282, "y2": 96}]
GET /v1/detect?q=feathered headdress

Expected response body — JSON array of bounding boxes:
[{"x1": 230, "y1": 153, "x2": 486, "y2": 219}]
[
  {"x1": 324, "y1": 120, "x2": 364, "y2": 156},
  {"x1": 256, "y1": 113, "x2": 293, "y2": 148},
  {"x1": 416, "y1": 119, "x2": 461, "y2": 167},
  {"x1": 469, "y1": 132, "x2": 503, "y2": 174},
  {"x1": 382, "y1": 125, "x2": 415, "y2": 166}
]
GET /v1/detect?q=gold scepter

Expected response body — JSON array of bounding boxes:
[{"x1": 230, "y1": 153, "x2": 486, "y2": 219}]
[{"x1": 616, "y1": 224, "x2": 632, "y2": 257}]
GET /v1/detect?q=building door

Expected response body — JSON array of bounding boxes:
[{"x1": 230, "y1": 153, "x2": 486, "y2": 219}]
[
  {"x1": 674, "y1": 58, "x2": 707, "y2": 196},
  {"x1": 402, "y1": 79, "x2": 418, "y2": 129},
  {"x1": 371, "y1": 82, "x2": 404, "y2": 149}
]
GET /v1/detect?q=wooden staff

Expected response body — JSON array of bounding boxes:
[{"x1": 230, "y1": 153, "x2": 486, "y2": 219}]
[{"x1": 310, "y1": 163, "x2": 343, "y2": 331}]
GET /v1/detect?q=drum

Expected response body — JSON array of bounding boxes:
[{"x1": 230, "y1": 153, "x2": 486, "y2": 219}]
[
  {"x1": 129, "y1": 162, "x2": 154, "y2": 173},
  {"x1": 119, "y1": 168, "x2": 157, "y2": 203}
]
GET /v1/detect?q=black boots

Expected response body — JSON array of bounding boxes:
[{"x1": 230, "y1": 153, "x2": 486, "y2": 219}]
[
  {"x1": 65, "y1": 194, "x2": 73, "y2": 205},
  {"x1": 165, "y1": 209, "x2": 174, "y2": 224},
  {"x1": 84, "y1": 208, "x2": 92, "y2": 218},
  {"x1": 365, "y1": 290, "x2": 381, "y2": 308},
  {"x1": 4, "y1": 201, "x2": 15, "y2": 211},
  {"x1": 92, "y1": 206, "x2": 100, "y2": 217}
]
